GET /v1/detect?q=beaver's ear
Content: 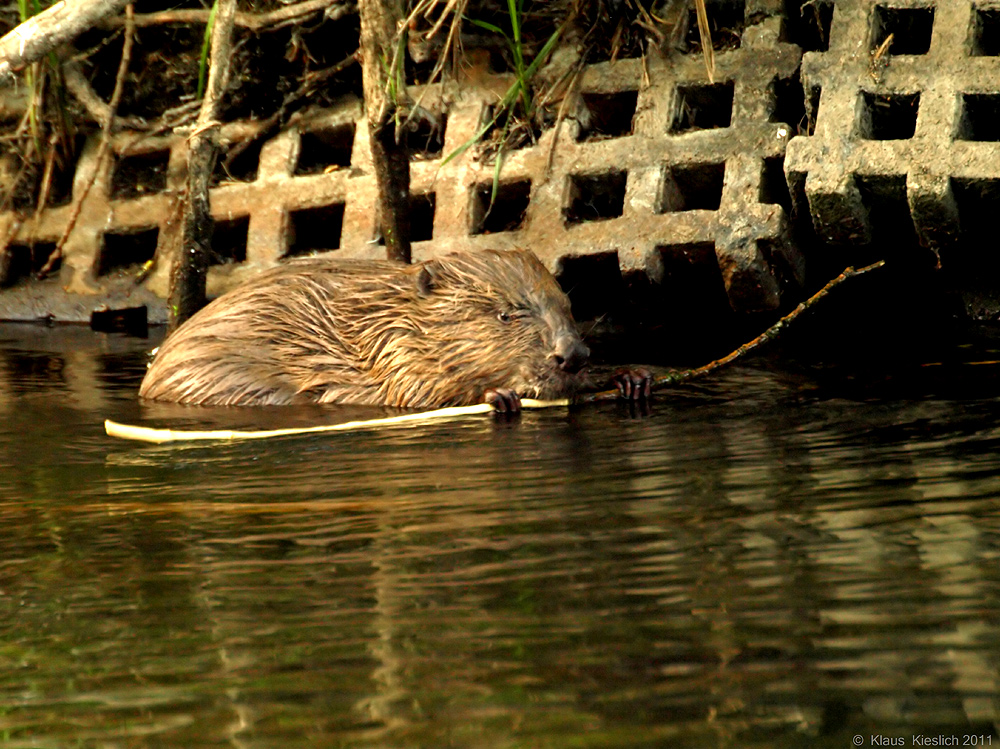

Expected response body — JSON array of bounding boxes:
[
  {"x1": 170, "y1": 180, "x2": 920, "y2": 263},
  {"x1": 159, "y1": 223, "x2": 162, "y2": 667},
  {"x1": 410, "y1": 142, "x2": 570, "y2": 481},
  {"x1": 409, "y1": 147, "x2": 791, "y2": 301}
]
[{"x1": 416, "y1": 262, "x2": 439, "y2": 297}]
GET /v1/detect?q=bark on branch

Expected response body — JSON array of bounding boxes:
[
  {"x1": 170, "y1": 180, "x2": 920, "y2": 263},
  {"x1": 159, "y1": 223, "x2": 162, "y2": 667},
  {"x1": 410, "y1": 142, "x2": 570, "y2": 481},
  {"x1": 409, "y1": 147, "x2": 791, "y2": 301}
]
[
  {"x1": 359, "y1": 0, "x2": 411, "y2": 264},
  {"x1": 0, "y1": 0, "x2": 131, "y2": 82},
  {"x1": 102, "y1": 0, "x2": 355, "y2": 31},
  {"x1": 167, "y1": 0, "x2": 237, "y2": 334}
]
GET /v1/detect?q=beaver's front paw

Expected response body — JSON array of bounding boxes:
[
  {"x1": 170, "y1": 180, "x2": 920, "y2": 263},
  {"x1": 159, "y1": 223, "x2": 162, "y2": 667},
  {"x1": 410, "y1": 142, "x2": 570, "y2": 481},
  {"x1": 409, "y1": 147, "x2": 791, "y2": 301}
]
[
  {"x1": 613, "y1": 368, "x2": 654, "y2": 401},
  {"x1": 485, "y1": 388, "x2": 522, "y2": 414}
]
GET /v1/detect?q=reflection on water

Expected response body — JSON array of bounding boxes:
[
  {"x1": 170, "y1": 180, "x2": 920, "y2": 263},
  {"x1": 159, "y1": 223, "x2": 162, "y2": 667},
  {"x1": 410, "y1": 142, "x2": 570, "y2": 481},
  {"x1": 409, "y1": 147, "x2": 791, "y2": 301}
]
[{"x1": 2, "y1": 323, "x2": 1000, "y2": 746}]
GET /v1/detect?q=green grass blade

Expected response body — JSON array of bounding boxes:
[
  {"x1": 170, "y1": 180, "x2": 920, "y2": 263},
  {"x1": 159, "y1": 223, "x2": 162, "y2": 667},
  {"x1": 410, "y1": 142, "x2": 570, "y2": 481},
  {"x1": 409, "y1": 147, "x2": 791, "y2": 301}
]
[
  {"x1": 197, "y1": 0, "x2": 219, "y2": 100},
  {"x1": 465, "y1": 16, "x2": 506, "y2": 36}
]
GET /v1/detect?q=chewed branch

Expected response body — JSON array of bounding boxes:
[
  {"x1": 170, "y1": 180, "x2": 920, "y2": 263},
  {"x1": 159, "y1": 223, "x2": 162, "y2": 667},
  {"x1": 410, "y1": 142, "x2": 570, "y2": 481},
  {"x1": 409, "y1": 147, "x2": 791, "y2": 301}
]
[{"x1": 577, "y1": 260, "x2": 887, "y2": 403}]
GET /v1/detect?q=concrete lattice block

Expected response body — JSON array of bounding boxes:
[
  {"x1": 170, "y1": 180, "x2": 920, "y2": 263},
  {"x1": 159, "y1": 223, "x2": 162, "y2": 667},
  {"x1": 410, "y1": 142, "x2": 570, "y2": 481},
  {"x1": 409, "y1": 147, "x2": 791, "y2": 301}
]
[
  {"x1": 0, "y1": 5, "x2": 804, "y2": 322},
  {"x1": 785, "y1": 0, "x2": 1000, "y2": 259}
]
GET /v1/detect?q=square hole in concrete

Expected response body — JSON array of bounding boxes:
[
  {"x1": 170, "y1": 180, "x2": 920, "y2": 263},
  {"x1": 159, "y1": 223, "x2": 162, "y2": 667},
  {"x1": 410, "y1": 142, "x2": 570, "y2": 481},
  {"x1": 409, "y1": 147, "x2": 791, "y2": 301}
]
[
  {"x1": 96, "y1": 227, "x2": 159, "y2": 276},
  {"x1": 788, "y1": 0, "x2": 834, "y2": 52},
  {"x1": 577, "y1": 91, "x2": 638, "y2": 141},
  {"x1": 658, "y1": 163, "x2": 725, "y2": 212},
  {"x1": 374, "y1": 193, "x2": 437, "y2": 245},
  {"x1": 683, "y1": 0, "x2": 746, "y2": 52},
  {"x1": 954, "y1": 178, "x2": 1000, "y2": 251},
  {"x1": 957, "y1": 93, "x2": 1000, "y2": 141},
  {"x1": 288, "y1": 203, "x2": 345, "y2": 256},
  {"x1": 871, "y1": 5, "x2": 934, "y2": 55},
  {"x1": 410, "y1": 193, "x2": 436, "y2": 242},
  {"x1": 770, "y1": 75, "x2": 807, "y2": 134},
  {"x1": 856, "y1": 174, "x2": 919, "y2": 252},
  {"x1": 759, "y1": 156, "x2": 792, "y2": 211},
  {"x1": 471, "y1": 180, "x2": 531, "y2": 234},
  {"x1": 652, "y1": 242, "x2": 732, "y2": 330},
  {"x1": 211, "y1": 216, "x2": 249, "y2": 265},
  {"x1": 111, "y1": 150, "x2": 169, "y2": 199},
  {"x1": 857, "y1": 91, "x2": 919, "y2": 140},
  {"x1": 296, "y1": 124, "x2": 355, "y2": 175},
  {"x1": 407, "y1": 114, "x2": 446, "y2": 160},
  {"x1": 971, "y1": 8, "x2": 1000, "y2": 56},
  {"x1": 564, "y1": 171, "x2": 627, "y2": 225},
  {"x1": 0, "y1": 242, "x2": 58, "y2": 287},
  {"x1": 212, "y1": 139, "x2": 263, "y2": 185},
  {"x1": 555, "y1": 251, "x2": 625, "y2": 323},
  {"x1": 670, "y1": 82, "x2": 734, "y2": 133}
]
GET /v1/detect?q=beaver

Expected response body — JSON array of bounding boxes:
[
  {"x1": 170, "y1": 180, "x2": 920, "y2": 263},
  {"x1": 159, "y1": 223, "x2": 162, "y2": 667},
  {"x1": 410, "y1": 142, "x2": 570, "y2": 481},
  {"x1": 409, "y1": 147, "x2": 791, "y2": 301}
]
[{"x1": 139, "y1": 248, "x2": 627, "y2": 410}]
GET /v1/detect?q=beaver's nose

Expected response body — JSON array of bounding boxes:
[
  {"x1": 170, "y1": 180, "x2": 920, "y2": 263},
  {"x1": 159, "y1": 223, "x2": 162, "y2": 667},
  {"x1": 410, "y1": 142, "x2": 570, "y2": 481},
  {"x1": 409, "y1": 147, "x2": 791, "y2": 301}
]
[{"x1": 552, "y1": 334, "x2": 590, "y2": 374}]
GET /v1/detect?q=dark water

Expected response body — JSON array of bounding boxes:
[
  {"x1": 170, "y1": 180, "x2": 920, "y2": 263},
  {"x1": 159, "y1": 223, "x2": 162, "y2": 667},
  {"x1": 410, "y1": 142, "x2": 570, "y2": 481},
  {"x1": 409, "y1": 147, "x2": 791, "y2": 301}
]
[{"x1": 3, "y1": 323, "x2": 1000, "y2": 748}]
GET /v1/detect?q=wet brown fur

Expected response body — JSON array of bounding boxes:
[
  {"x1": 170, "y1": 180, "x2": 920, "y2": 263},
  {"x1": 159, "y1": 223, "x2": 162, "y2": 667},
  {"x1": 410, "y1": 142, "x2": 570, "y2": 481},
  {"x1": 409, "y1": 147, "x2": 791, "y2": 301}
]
[{"x1": 139, "y1": 249, "x2": 588, "y2": 407}]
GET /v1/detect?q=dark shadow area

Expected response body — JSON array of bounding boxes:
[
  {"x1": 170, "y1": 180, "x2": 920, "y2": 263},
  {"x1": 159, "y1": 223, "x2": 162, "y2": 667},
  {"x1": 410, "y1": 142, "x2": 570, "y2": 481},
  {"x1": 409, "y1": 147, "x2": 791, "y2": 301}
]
[
  {"x1": 971, "y1": 7, "x2": 1000, "y2": 56},
  {"x1": 682, "y1": 0, "x2": 746, "y2": 52},
  {"x1": 564, "y1": 171, "x2": 627, "y2": 225},
  {"x1": 857, "y1": 91, "x2": 920, "y2": 140},
  {"x1": 0, "y1": 242, "x2": 59, "y2": 287},
  {"x1": 470, "y1": 180, "x2": 531, "y2": 234},
  {"x1": 577, "y1": 91, "x2": 638, "y2": 141},
  {"x1": 211, "y1": 216, "x2": 249, "y2": 265},
  {"x1": 95, "y1": 228, "x2": 159, "y2": 276},
  {"x1": 770, "y1": 74, "x2": 807, "y2": 134},
  {"x1": 871, "y1": 5, "x2": 934, "y2": 55},
  {"x1": 956, "y1": 94, "x2": 1000, "y2": 142},
  {"x1": 670, "y1": 82, "x2": 734, "y2": 133},
  {"x1": 111, "y1": 151, "x2": 170, "y2": 200},
  {"x1": 658, "y1": 162, "x2": 725, "y2": 213},
  {"x1": 288, "y1": 204, "x2": 344, "y2": 256},
  {"x1": 212, "y1": 138, "x2": 263, "y2": 185},
  {"x1": 295, "y1": 124, "x2": 355, "y2": 175},
  {"x1": 90, "y1": 306, "x2": 148, "y2": 337},
  {"x1": 784, "y1": 0, "x2": 833, "y2": 52},
  {"x1": 759, "y1": 156, "x2": 792, "y2": 212}
]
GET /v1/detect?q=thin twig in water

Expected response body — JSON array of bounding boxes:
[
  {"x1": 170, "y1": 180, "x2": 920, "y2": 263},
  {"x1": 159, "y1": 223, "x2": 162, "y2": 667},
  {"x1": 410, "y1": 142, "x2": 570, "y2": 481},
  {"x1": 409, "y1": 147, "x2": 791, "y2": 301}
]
[
  {"x1": 577, "y1": 261, "x2": 888, "y2": 403},
  {"x1": 37, "y1": 3, "x2": 135, "y2": 280}
]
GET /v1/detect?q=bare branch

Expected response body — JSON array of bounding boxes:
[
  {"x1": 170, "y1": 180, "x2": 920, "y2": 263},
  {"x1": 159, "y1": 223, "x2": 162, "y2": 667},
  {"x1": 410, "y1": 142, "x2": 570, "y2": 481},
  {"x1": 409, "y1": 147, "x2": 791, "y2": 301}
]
[
  {"x1": 102, "y1": 0, "x2": 355, "y2": 32},
  {"x1": 167, "y1": 0, "x2": 238, "y2": 333},
  {"x1": 0, "y1": 0, "x2": 131, "y2": 83},
  {"x1": 63, "y1": 60, "x2": 146, "y2": 130}
]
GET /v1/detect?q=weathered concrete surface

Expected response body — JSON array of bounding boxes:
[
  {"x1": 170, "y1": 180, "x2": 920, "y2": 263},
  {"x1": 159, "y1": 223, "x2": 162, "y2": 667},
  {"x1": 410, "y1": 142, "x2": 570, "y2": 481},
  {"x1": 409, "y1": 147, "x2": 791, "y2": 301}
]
[
  {"x1": 785, "y1": 0, "x2": 991, "y2": 257},
  {"x1": 0, "y1": 6, "x2": 803, "y2": 321}
]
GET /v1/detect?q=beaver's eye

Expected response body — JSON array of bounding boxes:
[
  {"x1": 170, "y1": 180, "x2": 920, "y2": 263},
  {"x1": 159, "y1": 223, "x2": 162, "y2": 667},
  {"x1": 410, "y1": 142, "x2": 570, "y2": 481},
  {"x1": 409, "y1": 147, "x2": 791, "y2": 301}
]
[{"x1": 498, "y1": 308, "x2": 529, "y2": 323}]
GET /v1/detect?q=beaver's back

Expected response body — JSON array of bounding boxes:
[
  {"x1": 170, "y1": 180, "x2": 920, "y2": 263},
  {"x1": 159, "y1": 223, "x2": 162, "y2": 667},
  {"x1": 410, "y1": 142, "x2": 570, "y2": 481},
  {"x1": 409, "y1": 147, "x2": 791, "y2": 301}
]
[
  {"x1": 139, "y1": 258, "x2": 414, "y2": 406},
  {"x1": 139, "y1": 249, "x2": 588, "y2": 408}
]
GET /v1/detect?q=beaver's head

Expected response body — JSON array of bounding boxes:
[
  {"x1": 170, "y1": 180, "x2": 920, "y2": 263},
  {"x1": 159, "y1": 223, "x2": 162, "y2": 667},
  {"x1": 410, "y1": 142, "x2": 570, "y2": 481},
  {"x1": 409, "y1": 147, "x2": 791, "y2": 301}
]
[{"x1": 373, "y1": 249, "x2": 590, "y2": 406}]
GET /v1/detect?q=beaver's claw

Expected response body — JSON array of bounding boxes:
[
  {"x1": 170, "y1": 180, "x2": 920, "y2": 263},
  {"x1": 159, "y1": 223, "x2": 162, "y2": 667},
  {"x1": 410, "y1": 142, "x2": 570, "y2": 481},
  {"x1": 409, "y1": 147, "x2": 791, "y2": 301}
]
[
  {"x1": 613, "y1": 368, "x2": 653, "y2": 401},
  {"x1": 486, "y1": 388, "x2": 522, "y2": 414}
]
